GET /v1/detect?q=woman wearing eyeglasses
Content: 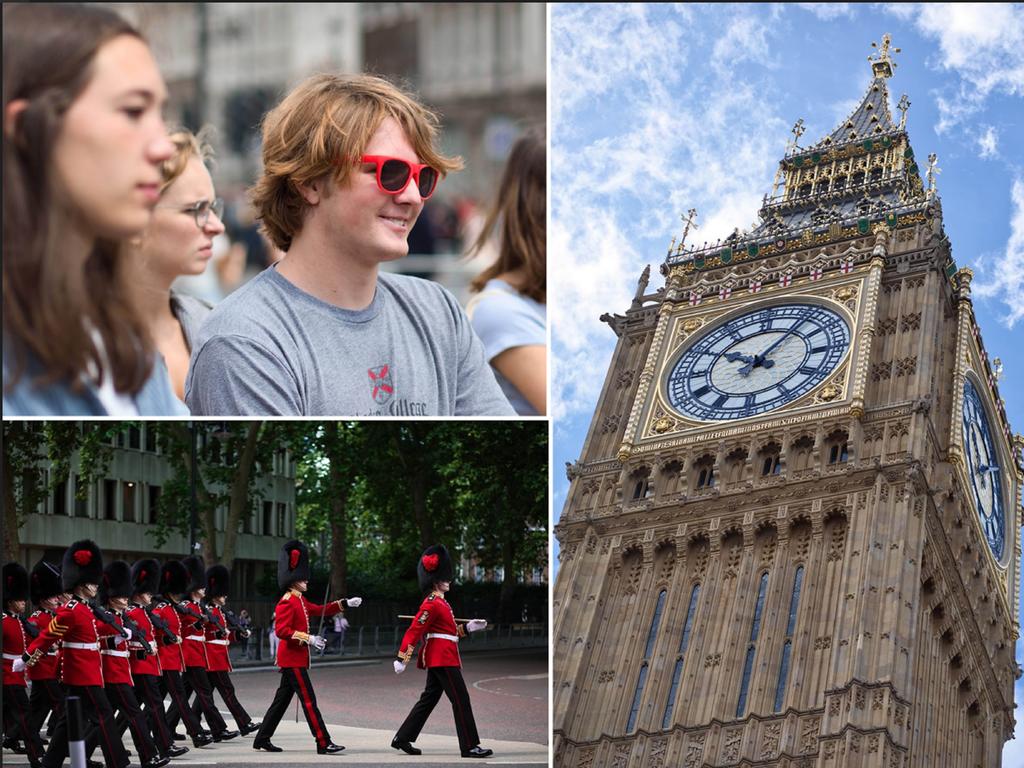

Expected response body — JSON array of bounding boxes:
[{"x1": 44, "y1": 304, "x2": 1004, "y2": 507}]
[
  {"x1": 2, "y1": 4, "x2": 185, "y2": 416},
  {"x1": 128, "y1": 129, "x2": 225, "y2": 401}
]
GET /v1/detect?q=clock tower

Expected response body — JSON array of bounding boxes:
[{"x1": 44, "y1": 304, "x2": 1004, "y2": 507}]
[{"x1": 553, "y1": 35, "x2": 1023, "y2": 768}]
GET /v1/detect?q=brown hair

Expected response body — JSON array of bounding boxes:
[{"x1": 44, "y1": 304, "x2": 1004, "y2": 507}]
[
  {"x1": 251, "y1": 73, "x2": 463, "y2": 252},
  {"x1": 159, "y1": 127, "x2": 215, "y2": 194},
  {"x1": 468, "y1": 132, "x2": 546, "y2": 303},
  {"x1": 3, "y1": 4, "x2": 154, "y2": 394}
]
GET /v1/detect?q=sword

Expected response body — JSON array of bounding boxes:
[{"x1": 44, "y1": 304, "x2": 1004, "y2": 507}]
[
  {"x1": 314, "y1": 580, "x2": 332, "y2": 658},
  {"x1": 398, "y1": 615, "x2": 475, "y2": 623}
]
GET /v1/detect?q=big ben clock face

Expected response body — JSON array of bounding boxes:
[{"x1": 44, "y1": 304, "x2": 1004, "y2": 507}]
[
  {"x1": 961, "y1": 377, "x2": 1005, "y2": 560},
  {"x1": 666, "y1": 302, "x2": 850, "y2": 421}
]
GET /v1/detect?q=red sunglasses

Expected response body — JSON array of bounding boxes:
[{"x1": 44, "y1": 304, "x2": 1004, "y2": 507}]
[{"x1": 360, "y1": 155, "x2": 439, "y2": 199}]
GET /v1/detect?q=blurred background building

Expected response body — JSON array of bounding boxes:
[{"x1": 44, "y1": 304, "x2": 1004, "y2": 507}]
[{"x1": 106, "y1": 2, "x2": 546, "y2": 302}]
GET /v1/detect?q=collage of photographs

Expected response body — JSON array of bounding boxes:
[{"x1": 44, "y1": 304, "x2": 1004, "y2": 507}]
[{"x1": 2, "y1": 4, "x2": 1024, "y2": 768}]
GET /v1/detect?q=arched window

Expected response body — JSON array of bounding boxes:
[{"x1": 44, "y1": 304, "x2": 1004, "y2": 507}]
[
  {"x1": 626, "y1": 589, "x2": 667, "y2": 733},
  {"x1": 662, "y1": 584, "x2": 701, "y2": 729},
  {"x1": 759, "y1": 442, "x2": 782, "y2": 476},
  {"x1": 736, "y1": 572, "x2": 769, "y2": 717},
  {"x1": 826, "y1": 429, "x2": 850, "y2": 464},
  {"x1": 630, "y1": 467, "x2": 653, "y2": 500},
  {"x1": 773, "y1": 566, "x2": 804, "y2": 712},
  {"x1": 693, "y1": 454, "x2": 716, "y2": 490}
]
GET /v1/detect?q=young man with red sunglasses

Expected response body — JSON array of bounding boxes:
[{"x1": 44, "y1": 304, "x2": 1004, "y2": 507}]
[{"x1": 185, "y1": 73, "x2": 515, "y2": 417}]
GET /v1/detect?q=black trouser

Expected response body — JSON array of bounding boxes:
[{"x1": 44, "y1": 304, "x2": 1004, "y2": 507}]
[
  {"x1": 28, "y1": 677, "x2": 64, "y2": 737},
  {"x1": 117, "y1": 673, "x2": 173, "y2": 755},
  {"x1": 40, "y1": 684, "x2": 129, "y2": 768},
  {"x1": 255, "y1": 667, "x2": 331, "y2": 748},
  {"x1": 159, "y1": 669, "x2": 205, "y2": 738},
  {"x1": 166, "y1": 666, "x2": 228, "y2": 735},
  {"x1": 396, "y1": 666, "x2": 480, "y2": 753},
  {"x1": 193, "y1": 670, "x2": 252, "y2": 729},
  {"x1": 97, "y1": 682, "x2": 159, "y2": 764},
  {"x1": 3, "y1": 684, "x2": 46, "y2": 763}
]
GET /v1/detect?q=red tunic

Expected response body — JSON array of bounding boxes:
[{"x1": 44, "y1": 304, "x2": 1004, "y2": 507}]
[
  {"x1": 27, "y1": 609, "x2": 61, "y2": 681},
  {"x1": 98, "y1": 610, "x2": 133, "y2": 686},
  {"x1": 274, "y1": 590, "x2": 342, "y2": 669},
  {"x1": 27, "y1": 599, "x2": 118, "y2": 687},
  {"x1": 126, "y1": 605, "x2": 161, "y2": 677},
  {"x1": 3, "y1": 612, "x2": 28, "y2": 686},
  {"x1": 203, "y1": 605, "x2": 232, "y2": 673},
  {"x1": 178, "y1": 599, "x2": 209, "y2": 669},
  {"x1": 152, "y1": 600, "x2": 186, "y2": 672},
  {"x1": 398, "y1": 591, "x2": 466, "y2": 670}
]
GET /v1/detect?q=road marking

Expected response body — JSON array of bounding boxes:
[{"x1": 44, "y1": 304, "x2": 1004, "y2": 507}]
[{"x1": 472, "y1": 674, "x2": 548, "y2": 700}]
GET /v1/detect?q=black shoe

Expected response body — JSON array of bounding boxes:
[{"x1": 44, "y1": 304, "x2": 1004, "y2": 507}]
[
  {"x1": 240, "y1": 721, "x2": 261, "y2": 736},
  {"x1": 143, "y1": 757, "x2": 171, "y2": 768},
  {"x1": 192, "y1": 734, "x2": 213, "y2": 748},
  {"x1": 87, "y1": 761, "x2": 105, "y2": 768},
  {"x1": 391, "y1": 737, "x2": 422, "y2": 755},
  {"x1": 212, "y1": 729, "x2": 240, "y2": 742},
  {"x1": 317, "y1": 742, "x2": 345, "y2": 754},
  {"x1": 173, "y1": 732, "x2": 186, "y2": 742},
  {"x1": 253, "y1": 739, "x2": 283, "y2": 752},
  {"x1": 166, "y1": 745, "x2": 190, "y2": 758},
  {"x1": 3, "y1": 739, "x2": 26, "y2": 754},
  {"x1": 462, "y1": 746, "x2": 494, "y2": 758}
]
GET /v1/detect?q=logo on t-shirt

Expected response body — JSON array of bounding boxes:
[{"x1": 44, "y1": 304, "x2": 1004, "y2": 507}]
[{"x1": 368, "y1": 365, "x2": 394, "y2": 405}]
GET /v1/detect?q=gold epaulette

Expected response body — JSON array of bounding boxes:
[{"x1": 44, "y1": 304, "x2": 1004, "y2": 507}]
[
  {"x1": 398, "y1": 645, "x2": 415, "y2": 663},
  {"x1": 280, "y1": 593, "x2": 293, "y2": 602}
]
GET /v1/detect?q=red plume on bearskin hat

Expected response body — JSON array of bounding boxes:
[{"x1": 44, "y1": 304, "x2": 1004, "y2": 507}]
[
  {"x1": 99, "y1": 560, "x2": 133, "y2": 604},
  {"x1": 130, "y1": 559, "x2": 160, "y2": 596},
  {"x1": 160, "y1": 560, "x2": 188, "y2": 596},
  {"x1": 206, "y1": 564, "x2": 230, "y2": 598},
  {"x1": 3, "y1": 562, "x2": 29, "y2": 603},
  {"x1": 278, "y1": 540, "x2": 310, "y2": 590},
  {"x1": 417, "y1": 544, "x2": 454, "y2": 594},
  {"x1": 182, "y1": 555, "x2": 206, "y2": 594},
  {"x1": 30, "y1": 560, "x2": 62, "y2": 604},
  {"x1": 61, "y1": 539, "x2": 103, "y2": 591}
]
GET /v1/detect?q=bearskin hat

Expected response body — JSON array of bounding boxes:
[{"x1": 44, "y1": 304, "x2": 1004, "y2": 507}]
[
  {"x1": 182, "y1": 555, "x2": 206, "y2": 594},
  {"x1": 160, "y1": 560, "x2": 188, "y2": 596},
  {"x1": 3, "y1": 562, "x2": 29, "y2": 603},
  {"x1": 130, "y1": 559, "x2": 160, "y2": 596},
  {"x1": 100, "y1": 560, "x2": 133, "y2": 604},
  {"x1": 278, "y1": 540, "x2": 310, "y2": 590},
  {"x1": 61, "y1": 539, "x2": 103, "y2": 591},
  {"x1": 30, "y1": 560, "x2": 62, "y2": 604},
  {"x1": 206, "y1": 565, "x2": 230, "y2": 598},
  {"x1": 417, "y1": 544, "x2": 454, "y2": 594}
]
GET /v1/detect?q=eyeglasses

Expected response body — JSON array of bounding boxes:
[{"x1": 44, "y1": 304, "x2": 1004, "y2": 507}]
[
  {"x1": 360, "y1": 155, "x2": 439, "y2": 199},
  {"x1": 156, "y1": 197, "x2": 225, "y2": 228}
]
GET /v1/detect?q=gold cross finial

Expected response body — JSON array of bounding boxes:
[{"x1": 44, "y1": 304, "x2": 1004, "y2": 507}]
[
  {"x1": 790, "y1": 118, "x2": 805, "y2": 148},
  {"x1": 869, "y1": 33, "x2": 901, "y2": 78},
  {"x1": 897, "y1": 93, "x2": 910, "y2": 129},
  {"x1": 679, "y1": 208, "x2": 698, "y2": 250}
]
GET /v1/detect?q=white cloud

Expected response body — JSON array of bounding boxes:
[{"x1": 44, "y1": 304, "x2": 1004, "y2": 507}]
[
  {"x1": 973, "y1": 177, "x2": 1024, "y2": 328},
  {"x1": 890, "y1": 4, "x2": 1024, "y2": 132},
  {"x1": 796, "y1": 3, "x2": 854, "y2": 21},
  {"x1": 976, "y1": 124, "x2": 999, "y2": 158}
]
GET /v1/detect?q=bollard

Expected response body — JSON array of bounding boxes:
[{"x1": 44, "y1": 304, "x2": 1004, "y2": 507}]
[{"x1": 67, "y1": 695, "x2": 85, "y2": 768}]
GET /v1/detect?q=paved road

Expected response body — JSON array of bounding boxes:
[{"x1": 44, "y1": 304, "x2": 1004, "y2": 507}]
[{"x1": 3, "y1": 650, "x2": 548, "y2": 767}]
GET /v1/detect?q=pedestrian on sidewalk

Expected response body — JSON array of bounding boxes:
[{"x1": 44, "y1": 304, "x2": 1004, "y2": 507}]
[{"x1": 237, "y1": 609, "x2": 252, "y2": 659}]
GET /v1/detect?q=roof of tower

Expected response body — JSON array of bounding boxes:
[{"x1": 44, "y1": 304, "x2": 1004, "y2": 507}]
[{"x1": 815, "y1": 77, "x2": 897, "y2": 150}]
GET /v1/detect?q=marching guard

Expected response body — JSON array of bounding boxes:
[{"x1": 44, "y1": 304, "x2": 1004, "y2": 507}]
[
  {"x1": 194, "y1": 564, "x2": 260, "y2": 735},
  {"x1": 22, "y1": 540, "x2": 132, "y2": 768},
  {"x1": 164, "y1": 556, "x2": 238, "y2": 742},
  {"x1": 26, "y1": 561, "x2": 67, "y2": 745},
  {"x1": 4, "y1": 561, "x2": 45, "y2": 767},
  {"x1": 392, "y1": 545, "x2": 493, "y2": 759},
  {"x1": 253, "y1": 539, "x2": 361, "y2": 755},
  {"x1": 152, "y1": 560, "x2": 213, "y2": 748}
]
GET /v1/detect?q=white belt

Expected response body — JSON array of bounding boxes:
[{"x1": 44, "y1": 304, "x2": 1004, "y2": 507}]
[
  {"x1": 63, "y1": 642, "x2": 100, "y2": 651},
  {"x1": 208, "y1": 639, "x2": 229, "y2": 645},
  {"x1": 3, "y1": 653, "x2": 23, "y2": 660},
  {"x1": 101, "y1": 649, "x2": 130, "y2": 658},
  {"x1": 426, "y1": 633, "x2": 459, "y2": 643},
  {"x1": 185, "y1": 635, "x2": 205, "y2": 642}
]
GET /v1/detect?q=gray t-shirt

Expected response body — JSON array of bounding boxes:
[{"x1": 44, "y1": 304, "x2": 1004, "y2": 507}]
[{"x1": 184, "y1": 266, "x2": 515, "y2": 416}]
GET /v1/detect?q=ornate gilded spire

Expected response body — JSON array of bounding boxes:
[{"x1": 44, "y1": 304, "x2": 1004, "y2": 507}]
[{"x1": 869, "y1": 33, "x2": 901, "y2": 79}]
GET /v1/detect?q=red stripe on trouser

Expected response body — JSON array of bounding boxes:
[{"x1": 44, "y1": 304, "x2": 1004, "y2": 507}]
[
  {"x1": 443, "y1": 668, "x2": 472, "y2": 751},
  {"x1": 167, "y1": 675, "x2": 197, "y2": 736},
  {"x1": 215, "y1": 672, "x2": 249, "y2": 725},
  {"x1": 13, "y1": 704, "x2": 42, "y2": 762},
  {"x1": 142, "y1": 679, "x2": 171, "y2": 748},
  {"x1": 292, "y1": 668, "x2": 326, "y2": 747},
  {"x1": 114, "y1": 685, "x2": 152, "y2": 762},
  {"x1": 85, "y1": 686, "x2": 118, "y2": 763}
]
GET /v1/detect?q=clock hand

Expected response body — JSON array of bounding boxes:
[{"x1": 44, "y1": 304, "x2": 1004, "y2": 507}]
[
  {"x1": 724, "y1": 351, "x2": 754, "y2": 364},
  {"x1": 755, "y1": 309, "x2": 813, "y2": 365}
]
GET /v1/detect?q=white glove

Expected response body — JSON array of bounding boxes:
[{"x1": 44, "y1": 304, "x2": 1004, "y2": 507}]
[
  {"x1": 148, "y1": 640, "x2": 158, "y2": 655},
  {"x1": 123, "y1": 627, "x2": 133, "y2": 641},
  {"x1": 344, "y1": 597, "x2": 362, "y2": 608},
  {"x1": 12, "y1": 658, "x2": 27, "y2": 673},
  {"x1": 394, "y1": 660, "x2": 406, "y2": 674},
  {"x1": 114, "y1": 634, "x2": 128, "y2": 646},
  {"x1": 466, "y1": 619, "x2": 487, "y2": 633},
  {"x1": 310, "y1": 635, "x2": 327, "y2": 651}
]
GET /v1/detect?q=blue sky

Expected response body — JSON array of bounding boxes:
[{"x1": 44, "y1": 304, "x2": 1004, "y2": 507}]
[{"x1": 549, "y1": 3, "x2": 1024, "y2": 757}]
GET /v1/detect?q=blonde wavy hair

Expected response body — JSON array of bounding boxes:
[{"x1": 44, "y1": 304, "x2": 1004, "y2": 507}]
[{"x1": 158, "y1": 127, "x2": 215, "y2": 194}]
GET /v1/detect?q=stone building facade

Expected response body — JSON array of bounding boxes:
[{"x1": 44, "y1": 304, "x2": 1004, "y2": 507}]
[{"x1": 552, "y1": 36, "x2": 1023, "y2": 768}]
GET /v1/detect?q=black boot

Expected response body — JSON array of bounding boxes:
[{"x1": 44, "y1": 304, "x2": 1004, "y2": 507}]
[
  {"x1": 391, "y1": 737, "x2": 422, "y2": 755},
  {"x1": 317, "y1": 742, "x2": 345, "y2": 754},
  {"x1": 253, "y1": 739, "x2": 282, "y2": 752},
  {"x1": 462, "y1": 745, "x2": 494, "y2": 758}
]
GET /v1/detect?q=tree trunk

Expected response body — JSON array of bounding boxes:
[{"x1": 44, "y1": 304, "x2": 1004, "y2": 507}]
[
  {"x1": 220, "y1": 422, "x2": 261, "y2": 569},
  {"x1": 388, "y1": 426, "x2": 433, "y2": 547},
  {"x1": 326, "y1": 422, "x2": 348, "y2": 599},
  {"x1": 499, "y1": 532, "x2": 518, "y2": 623},
  {"x1": 167, "y1": 422, "x2": 217, "y2": 559},
  {"x1": 3, "y1": 438, "x2": 20, "y2": 563}
]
